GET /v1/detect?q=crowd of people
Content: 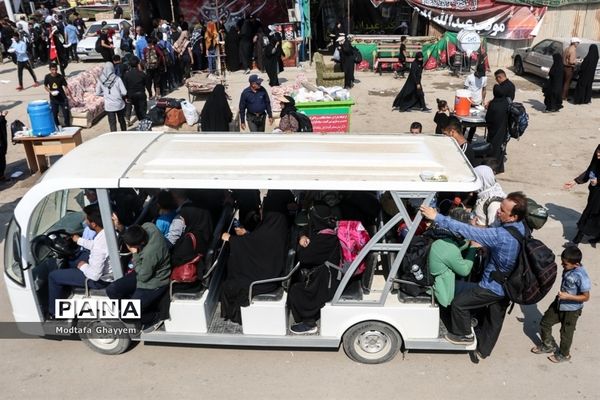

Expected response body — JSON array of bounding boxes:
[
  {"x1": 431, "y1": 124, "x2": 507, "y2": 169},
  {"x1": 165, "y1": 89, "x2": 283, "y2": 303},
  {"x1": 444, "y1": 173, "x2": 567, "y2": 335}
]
[{"x1": 2, "y1": 8, "x2": 597, "y2": 363}]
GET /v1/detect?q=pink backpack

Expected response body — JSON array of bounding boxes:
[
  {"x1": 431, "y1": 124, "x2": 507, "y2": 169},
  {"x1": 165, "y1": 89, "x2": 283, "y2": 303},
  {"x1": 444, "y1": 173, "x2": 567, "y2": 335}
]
[{"x1": 321, "y1": 220, "x2": 371, "y2": 275}]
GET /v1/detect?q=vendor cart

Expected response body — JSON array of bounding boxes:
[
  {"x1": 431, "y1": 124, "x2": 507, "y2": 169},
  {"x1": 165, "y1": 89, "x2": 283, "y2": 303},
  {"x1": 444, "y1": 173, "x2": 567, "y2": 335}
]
[{"x1": 295, "y1": 100, "x2": 355, "y2": 133}]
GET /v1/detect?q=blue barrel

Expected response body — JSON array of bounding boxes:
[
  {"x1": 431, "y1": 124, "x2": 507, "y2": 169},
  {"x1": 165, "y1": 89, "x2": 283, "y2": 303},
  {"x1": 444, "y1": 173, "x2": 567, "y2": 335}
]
[{"x1": 27, "y1": 100, "x2": 56, "y2": 137}]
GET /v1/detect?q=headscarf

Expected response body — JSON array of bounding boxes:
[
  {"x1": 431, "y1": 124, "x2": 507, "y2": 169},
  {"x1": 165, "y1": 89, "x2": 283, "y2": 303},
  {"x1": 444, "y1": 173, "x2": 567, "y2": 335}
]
[
  {"x1": 308, "y1": 204, "x2": 337, "y2": 233},
  {"x1": 100, "y1": 61, "x2": 117, "y2": 89},
  {"x1": 549, "y1": 52, "x2": 564, "y2": 80},
  {"x1": 492, "y1": 83, "x2": 505, "y2": 99},
  {"x1": 200, "y1": 84, "x2": 233, "y2": 132},
  {"x1": 279, "y1": 96, "x2": 297, "y2": 118},
  {"x1": 179, "y1": 206, "x2": 213, "y2": 255},
  {"x1": 474, "y1": 165, "x2": 506, "y2": 199},
  {"x1": 586, "y1": 144, "x2": 600, "y2": 177},
  {"x1": 262, "y1": 190, "x2": 295, "y2": 215},
  {"x1": 415, "y1": 51, "x2": 424, "y2": 66}
]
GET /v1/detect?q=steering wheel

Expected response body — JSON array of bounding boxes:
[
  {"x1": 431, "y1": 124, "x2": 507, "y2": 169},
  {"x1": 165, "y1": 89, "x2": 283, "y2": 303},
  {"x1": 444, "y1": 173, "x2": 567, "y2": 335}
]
[{"x1": 31, "y1": 229, "x2": 79, "y2": 264}]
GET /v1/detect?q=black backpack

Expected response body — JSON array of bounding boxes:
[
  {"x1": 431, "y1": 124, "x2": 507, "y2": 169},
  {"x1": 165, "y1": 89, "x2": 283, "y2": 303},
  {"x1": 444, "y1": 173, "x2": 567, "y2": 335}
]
[
  {"x1": 492, "y1": 226, "x2": 557, "y2": 305},
  {"x1": 10, "y1": 120, "x2": 25, "y2": 144},
  {"x1": 120, "y1": 36, "x2": 133, "y2": 53},
  {"x1": 95, "y1": 36, "x2": 102, "y2": 53},
  {"x1": 147, "y1": 106, "x2": 165, "y2": 126},
  {"x1": 525, "y1": 198, "x2": 548, "y2": 230},
  {"x1": 507, "y1": 99, "x2": 529, "y2": 140},
  {"x1": 291, "y1": 111, "x2": 313, "y2": 132},
  {"x1": 398, "y1": 235, "x2": 434, "y2": 296}
]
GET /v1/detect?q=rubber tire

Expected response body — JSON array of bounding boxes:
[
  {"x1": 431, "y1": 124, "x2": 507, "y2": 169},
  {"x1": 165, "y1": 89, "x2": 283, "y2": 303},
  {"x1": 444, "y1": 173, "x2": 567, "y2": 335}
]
[
  {"x1": 514, "y1": 57, "x2": 524, "y2": 76},
  {"x1": 79, "y1": 320, "x2": 132, "y2": 355},
  {"x1": 342, "y1": 321, "x2": 402, "y2": 364}
]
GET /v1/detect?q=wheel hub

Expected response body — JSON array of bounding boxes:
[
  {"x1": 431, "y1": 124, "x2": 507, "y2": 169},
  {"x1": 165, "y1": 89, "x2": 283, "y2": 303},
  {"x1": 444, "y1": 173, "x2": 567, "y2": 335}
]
[{"x1": 357, "y1": 330, "x2": 388, "y2": 354}]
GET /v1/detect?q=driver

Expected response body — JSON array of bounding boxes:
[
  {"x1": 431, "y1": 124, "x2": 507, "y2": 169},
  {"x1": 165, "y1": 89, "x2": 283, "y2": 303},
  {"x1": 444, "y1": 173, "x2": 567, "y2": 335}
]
[{"x1": 47, "y1": 204, "x2": 114, "y2": 318}]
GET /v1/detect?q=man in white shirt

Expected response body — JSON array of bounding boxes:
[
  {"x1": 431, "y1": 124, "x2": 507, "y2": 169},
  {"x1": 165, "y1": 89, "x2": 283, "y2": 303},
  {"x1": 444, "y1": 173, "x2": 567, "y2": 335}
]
[
  {"x1": 48, "y1": 204, "x2": 114, "y2": 317},
  {"x1": 463, "y1": 63, "x2": 487, "y2": 141},
  {"x1": 464, "y1": 63, "x2": 487, "y2": 106}
]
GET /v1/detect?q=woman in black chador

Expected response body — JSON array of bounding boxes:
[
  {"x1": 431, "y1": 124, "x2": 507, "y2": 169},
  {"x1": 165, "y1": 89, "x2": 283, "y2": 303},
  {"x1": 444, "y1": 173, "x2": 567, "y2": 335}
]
[
  {"x1": 392, "y1": 52, "x2": 429, "y2": 112},
  {"x1": 263, "y1": 32, "x2": 280, "y2": 86},
  {"x1": 573, "y1": 44, "x2": 599, "y2": 105},
  {"x1": 339, "y1": 36, "x2": 355, "y2": 89},
  {"x1": 485, "y1": 84, "x2": 510, "y2": 174},
  {"x1": 224, "y1": 25, "x2": 240, "y2": 72},
  {"x1": 220, "y1": 195, "x2": 289, "y2": 324},
  {"x1": 200, "y1": 84, "x2": 232, "y2": 132},
  {"x1": 564, "y1": 144, "x2": 600, "y2": 244},
  {"x1": 287, "y1": 204, "x2": 341, "y2": 335},
  {"x1": 543, "y1": 53, "x2": 564, "y2": 112}
]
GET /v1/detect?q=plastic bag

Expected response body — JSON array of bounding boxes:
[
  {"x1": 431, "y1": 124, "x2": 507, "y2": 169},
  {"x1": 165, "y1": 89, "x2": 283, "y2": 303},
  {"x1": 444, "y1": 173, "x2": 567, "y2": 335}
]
[
  {"x1": 332, "y1": 48, "x2": 340, "y2": 62},
  {"x1": 180, "y1": 100, "x2": 199, "y2": 125}
]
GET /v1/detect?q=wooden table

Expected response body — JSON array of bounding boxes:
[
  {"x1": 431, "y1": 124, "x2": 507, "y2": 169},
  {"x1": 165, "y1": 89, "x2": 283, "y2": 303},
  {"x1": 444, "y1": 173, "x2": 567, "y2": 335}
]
[{"x1": 13, "y1": 127, "x2": 83, "y2": 174}]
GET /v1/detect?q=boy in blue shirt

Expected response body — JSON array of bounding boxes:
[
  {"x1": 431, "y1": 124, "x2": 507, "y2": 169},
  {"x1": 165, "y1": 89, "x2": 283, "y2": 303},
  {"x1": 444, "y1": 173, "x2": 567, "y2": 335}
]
[{"x1": 531, "y1": 246, "x2": 590, "y2": 363}]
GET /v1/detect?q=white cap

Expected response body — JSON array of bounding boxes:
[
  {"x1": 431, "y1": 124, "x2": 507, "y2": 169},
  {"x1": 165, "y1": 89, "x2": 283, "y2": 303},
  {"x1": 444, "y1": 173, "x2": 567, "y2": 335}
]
[{"x1": 571, "y1": 37, "x2": 581, "y2": 43}]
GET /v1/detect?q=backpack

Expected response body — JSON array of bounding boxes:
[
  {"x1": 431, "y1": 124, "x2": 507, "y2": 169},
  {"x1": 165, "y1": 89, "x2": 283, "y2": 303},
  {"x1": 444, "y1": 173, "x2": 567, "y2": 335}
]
[
  {"x1": 120, "y1": 36, "x2": 133, "y2": 53},
  {"x1": 398, "y1": 235, "x2": 434, "y2": 296},
  {"x1": 507, "y1": 99, "x2": 529, "y2": 140},
  {"x1": 145, "y1": 47, "x2": 159, "y2": 70},
  {"x1": 397, "y1": 226, "x2": 464, "y2": 296},
  {"x1": 483, "y1": 196, "x2": 548, "y2": 230},
  {"x1": 157, "y1": 41, "x2": 175, "y2": 66},
  {"x1": 322, "y1": 220, "x2": 370, "y2": 276},
  {"x1": 10, "y1": 119, "x2": 26, "y2": 144},
  {"x1": 147, "y1": 106, "x2": 165, "y2": 126},
  {"x1": 483, "y1": 196, "x2": 505, "y2": 226},
  {"x1": 291, "y1": 111, "x2": 313, "y2": 132},
  {"x1": 95, "y1": 36, "x2": 102, "y2": 53},
  {"x1": 525, "y1": 198, "x2": 548, "y2": 230},
  {"x1": 493, "y1": 226, "x2": 557, "y2": 305},
  {"x1": 352, "y1": 46, "x2": 362, "y2": 64}
]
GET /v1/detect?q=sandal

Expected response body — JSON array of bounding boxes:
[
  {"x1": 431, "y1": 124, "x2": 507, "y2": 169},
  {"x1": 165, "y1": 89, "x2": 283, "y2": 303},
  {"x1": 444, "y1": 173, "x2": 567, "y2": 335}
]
[
  {"x1": 531, "y1": 344, "x2": 556, "y2": 354},
  {"x1": 548, "y1": 353, "x2": 571, "y2": 363}
]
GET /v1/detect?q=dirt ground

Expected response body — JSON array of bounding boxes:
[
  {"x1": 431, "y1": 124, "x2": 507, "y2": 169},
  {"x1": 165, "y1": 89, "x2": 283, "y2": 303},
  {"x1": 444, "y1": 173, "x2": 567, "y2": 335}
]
[{"x1": 0, "y1": 59, "x2": 598, "y2": 399}]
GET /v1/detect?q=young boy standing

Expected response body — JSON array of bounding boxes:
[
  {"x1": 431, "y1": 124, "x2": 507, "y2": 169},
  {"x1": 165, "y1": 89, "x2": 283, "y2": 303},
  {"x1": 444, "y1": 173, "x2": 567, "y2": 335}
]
[{"x1": 531, "y1": 246, "x2": 591, "y2": 363}]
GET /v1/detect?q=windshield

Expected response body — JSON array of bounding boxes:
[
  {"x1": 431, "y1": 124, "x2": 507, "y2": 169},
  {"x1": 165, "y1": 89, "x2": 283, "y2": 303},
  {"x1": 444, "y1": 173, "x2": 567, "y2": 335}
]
[
  {"x1": 86, "y1": 22, "x2": 129, "y2": 37},
  {"x1": 28, "y1": 189, "x2": 95, "y2": 238}
]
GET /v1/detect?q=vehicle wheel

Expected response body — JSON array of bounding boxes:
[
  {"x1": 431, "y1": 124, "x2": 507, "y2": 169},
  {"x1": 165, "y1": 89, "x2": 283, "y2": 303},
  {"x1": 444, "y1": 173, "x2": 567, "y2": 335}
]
[
  {"x1": 514, "y1": 57, "x2": 524, "y2": 76},
  {"x1": 79, "y1": 320, "x2": 131, "y2": 355},
  {"x1": 342, "y1": 321, "x2": 401, "y2": 364}
]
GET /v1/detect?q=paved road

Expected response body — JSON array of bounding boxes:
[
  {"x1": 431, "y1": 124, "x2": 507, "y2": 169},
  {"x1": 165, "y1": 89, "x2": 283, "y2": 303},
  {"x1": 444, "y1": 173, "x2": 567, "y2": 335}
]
[{"x1": 0, "y1": 60, "x2": 598, "y2": 400}]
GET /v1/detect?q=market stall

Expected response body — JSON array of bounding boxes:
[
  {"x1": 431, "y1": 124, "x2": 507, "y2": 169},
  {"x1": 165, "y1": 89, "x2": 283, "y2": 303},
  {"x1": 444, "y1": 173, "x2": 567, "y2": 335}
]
[{"x1": 271, "y1": 77, "x2": 355, "y2": 133}]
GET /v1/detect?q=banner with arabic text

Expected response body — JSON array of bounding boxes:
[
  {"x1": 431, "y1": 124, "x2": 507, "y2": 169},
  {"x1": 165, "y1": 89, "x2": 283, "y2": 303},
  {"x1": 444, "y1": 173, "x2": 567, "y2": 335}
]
[{"x1": 405, "y1": 0, "x2": 546, "y2": 40}]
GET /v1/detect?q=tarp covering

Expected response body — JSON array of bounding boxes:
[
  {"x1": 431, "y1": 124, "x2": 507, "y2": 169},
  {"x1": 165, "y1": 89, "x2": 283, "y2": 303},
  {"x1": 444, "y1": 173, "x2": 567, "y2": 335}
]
[
  {"x1": 496, "y1": 0, "x2": 600, "y2": 6},
  {"x1": 421, "y1": 31, "x2": 489, "y2": 70},
  {"x1": 405, "y1": 0, "x2": 546, "y2": 39}
]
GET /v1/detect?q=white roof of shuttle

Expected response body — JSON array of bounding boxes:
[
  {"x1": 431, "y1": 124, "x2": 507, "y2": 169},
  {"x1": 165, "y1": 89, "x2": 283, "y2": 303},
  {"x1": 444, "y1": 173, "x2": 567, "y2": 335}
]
[{"x1": 40, "y1": 132, "x2": 480, "y2": 192}]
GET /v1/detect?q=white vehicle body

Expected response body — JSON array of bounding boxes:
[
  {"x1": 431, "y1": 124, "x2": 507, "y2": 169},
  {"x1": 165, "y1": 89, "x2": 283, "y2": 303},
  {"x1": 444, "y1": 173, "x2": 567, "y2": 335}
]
[
  {"x1": 76, "y1": 19, "x2": 131, "y2": 61},
  {"x1": 4, "y1": 132, "x2": 481, "y2": 363}
]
